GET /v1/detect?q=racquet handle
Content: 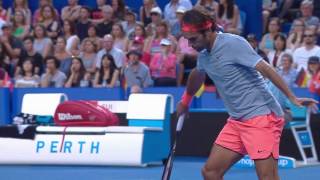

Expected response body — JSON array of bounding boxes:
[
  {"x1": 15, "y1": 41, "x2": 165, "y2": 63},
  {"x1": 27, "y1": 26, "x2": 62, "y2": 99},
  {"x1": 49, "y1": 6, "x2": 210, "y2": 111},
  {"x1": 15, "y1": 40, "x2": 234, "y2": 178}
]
[{"x1": 176, "y1": 114, "x2": 185, "y2": 132}]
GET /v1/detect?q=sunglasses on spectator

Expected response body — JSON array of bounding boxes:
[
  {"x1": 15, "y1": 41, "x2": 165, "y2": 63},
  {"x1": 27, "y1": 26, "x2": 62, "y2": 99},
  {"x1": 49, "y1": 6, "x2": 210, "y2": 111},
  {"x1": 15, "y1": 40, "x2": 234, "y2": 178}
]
[{"x1": 304, "y1": 34, "x2": 314, "y2": 37}]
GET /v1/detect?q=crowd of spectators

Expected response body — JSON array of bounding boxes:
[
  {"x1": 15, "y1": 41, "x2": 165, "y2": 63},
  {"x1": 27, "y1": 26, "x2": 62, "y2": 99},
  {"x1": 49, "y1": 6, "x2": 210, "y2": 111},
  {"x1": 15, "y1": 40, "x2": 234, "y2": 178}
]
[{"x1": 0, "y1": 0, "x2": 319, "y2": 95}]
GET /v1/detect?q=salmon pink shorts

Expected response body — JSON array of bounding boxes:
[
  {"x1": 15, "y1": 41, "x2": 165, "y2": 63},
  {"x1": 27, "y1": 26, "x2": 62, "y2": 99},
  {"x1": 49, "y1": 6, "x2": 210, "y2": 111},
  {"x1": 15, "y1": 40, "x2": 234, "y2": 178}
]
[{"x1": 215, "y1": 113, "x2": 285, "y2": 160}]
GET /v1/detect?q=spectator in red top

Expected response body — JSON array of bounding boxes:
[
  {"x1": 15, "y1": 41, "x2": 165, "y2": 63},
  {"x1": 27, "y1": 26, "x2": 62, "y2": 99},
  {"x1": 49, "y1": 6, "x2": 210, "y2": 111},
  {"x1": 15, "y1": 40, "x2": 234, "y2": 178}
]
[
  {"x1": 130, "y1": 36, "x2": 151, "y2": 66},
  {"x1": 149, "y1": 38, "x2": 177, "y2": 86}
]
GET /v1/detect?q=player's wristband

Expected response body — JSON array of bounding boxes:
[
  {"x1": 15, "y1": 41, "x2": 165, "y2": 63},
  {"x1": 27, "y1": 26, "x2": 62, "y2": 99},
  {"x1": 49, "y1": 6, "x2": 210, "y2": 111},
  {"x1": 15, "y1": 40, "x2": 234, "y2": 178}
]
[{"x1": 181, "y1": 91, "x2": 193, "y2": 107}]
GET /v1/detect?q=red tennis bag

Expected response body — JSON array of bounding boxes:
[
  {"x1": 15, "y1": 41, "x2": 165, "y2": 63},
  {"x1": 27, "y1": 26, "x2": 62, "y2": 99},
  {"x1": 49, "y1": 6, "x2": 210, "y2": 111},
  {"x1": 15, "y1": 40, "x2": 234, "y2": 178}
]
[{"x1": 54, "y1": 100, "x2": 119, "y2": 126}]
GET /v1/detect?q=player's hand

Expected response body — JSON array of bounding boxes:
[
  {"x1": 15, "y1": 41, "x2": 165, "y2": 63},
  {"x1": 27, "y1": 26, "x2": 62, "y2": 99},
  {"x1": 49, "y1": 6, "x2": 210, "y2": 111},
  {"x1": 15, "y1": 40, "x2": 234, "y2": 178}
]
[
  {"x1": 290, "y1": 97, "x2": 319, "y2": 113},
  {"x1": 176, "y1": 101, "x2": 189, "y2": 119}
]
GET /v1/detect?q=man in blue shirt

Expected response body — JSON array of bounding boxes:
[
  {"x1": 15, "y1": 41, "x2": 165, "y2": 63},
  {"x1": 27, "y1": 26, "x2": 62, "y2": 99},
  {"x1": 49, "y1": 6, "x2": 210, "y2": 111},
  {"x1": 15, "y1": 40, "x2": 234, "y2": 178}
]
[{"x1": 177, "y1": 8, "x2": 318, "y2": 180}]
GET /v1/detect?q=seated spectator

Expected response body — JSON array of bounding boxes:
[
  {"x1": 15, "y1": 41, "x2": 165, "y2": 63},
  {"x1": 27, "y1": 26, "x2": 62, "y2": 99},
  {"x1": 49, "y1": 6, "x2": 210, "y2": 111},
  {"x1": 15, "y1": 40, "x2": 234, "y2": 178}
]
[
  {"x1": 246, "y1": 33, "x2": 268, "y2": 61},
  {"x1": 121, "y1": 9, "x2": 138, "y2": 38},
  {"x1": 82, "y1": 25, "x2": 102, "y2": 51},
  {"x1": 140, "y1": 0, "x2": 157, "y2": 26},
  {"x1": 0, "y1": 23, "x2": 23, "y2": 69},
  {"x1": 262, "y1": 0, "x2": 277, "y2": 33},
  {"x1": 111, "y1": 23, "x2": 129, "y2": 52},
  {"x1": 7, "y1": 0, "x2": 31, "y2": 25},
  {"x1": 96, "y1": 5, "x2": 114, "y2": 37},
  {"x1": 129, "y1": 36, "x2": 151, "y2": 66},
  {"x1": 146, "y1": 7, "x2": 162, "y2": 37},
  {"x1": 217, "y1": 0, "x2": 242, "y2": 34},
  {"x1": 260, "y1": 18, "x2": 281, "y2": 54},
  {"x1": 111, "y1": 0, "x2": 126, "y2": 22},
  {"x1": 79, "y1": 39, "x2": 97, "y2": 74},
  {"x1": 171, "y1": 6, "x2": 186, "y2": 39},
  {"x1": 95, "y1": 34, "x2": 125, "y2": 69},
  {"x1": 0, "y1": 66, "x2": 7, "y2": 86},
  {"x1": 61, "y1": 0, "x2": 81, "y2": 22},
  {"x1": 33, "y1": 0, "x2": 59, "y2": 24},
  {"x1": 0, "y1": 0, "x2": 7, "y2": 22},
  {"x1": 164, "y1": 0, "x2": 192, "y2": 31},
  {"x1": 11, "y1": 10, "x2": 30, "y2": 40},
  {"x1": 287, "y1": 19, "x2": 305, "y2": 52},
  {"x1": 33, "y1": 24, "x2": 52, "y2": 58},
  {"x1": 124, "y1": 50, "x2": 153, "y2": 89},
  {"x1": 144, "y1": 21, "x2": 177, "y2": 55},
  {"x1": 40, "y1": 56, "x2": 66, "y2": 87},
  {"x1": 15, "y1": 58, "x2": 40, "y2": 87},
  {"x1": 127, "y1": 23, "x2": 147, "y2": 50},
  {"x1": 293, "y1": 28, "x2": 320, "y2": 71},
  {"x1": 54, "y1": 36, "x2": 72, "y2": 76},
  {"x1": 16, "y1": 36, "x2": 43, "y2": 76},
  {"x1": 61, "y1": 20, "x2": 80, "y2": 55},
  {"x1": 150, "y1": 38, "x2": 177, "y2": 86},
  {"x1": 277, "y1": 53, "x2": 298, "y2": 87},
  {"x1": 309, "y1": 57, "x2": 320, "y2": 95},
  {"x1": 91, "y1": 0, "x2": 108, "y2": 21},
  {"x1": 267, "y1": 34, "x2": 291, "y2": 68},
  {"x1": 38, "y1": 4, "x2": 60, "y2": 40},
  {"x1": 298, "y1": 0, "x2": 319, "y2": 27},
  {"x1": 76, "y1": 6, "x2": 92, "y2": 41},
  {"x1": 0, "y1": 43, "x2": 10, "y2": 75},
  {"x1": 65, "y1": 56, "x2": 89, "y2": 88},
  {"x1": 93, "y1": 53, "x2": 120, "y2": 88},
  {"x1": 196, "y1": 0, "x2": 219, "y2": 16}
]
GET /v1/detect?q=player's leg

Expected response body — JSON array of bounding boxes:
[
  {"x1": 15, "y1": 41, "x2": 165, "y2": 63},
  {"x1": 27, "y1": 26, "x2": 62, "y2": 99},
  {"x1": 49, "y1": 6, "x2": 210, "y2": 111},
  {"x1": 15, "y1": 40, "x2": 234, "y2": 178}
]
[
  {"x1": 202, "y1": 144, "x2": 243, "y2": 180},
  {"x1": 202, "y1": 119, "x2": 246, "y2": 180},
  {"x1": 254, "y1": 156, "x2": 279, "y2": 180}
]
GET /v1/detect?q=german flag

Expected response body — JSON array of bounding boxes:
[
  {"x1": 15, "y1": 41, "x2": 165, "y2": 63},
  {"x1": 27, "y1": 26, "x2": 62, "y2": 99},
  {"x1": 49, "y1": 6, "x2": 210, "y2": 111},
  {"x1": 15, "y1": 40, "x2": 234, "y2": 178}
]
[{"x1": 295, "y1": 68, "x2": 309, "y2": 87}]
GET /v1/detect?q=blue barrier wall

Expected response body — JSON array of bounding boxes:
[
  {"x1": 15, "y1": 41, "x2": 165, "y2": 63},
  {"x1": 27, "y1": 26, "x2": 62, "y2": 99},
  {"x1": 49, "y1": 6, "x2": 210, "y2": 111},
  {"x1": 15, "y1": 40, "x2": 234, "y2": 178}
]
[
  {"x1": 3, "y1": 0, "x2": 262, "y2": 39},
  {"x1": 0, "y1": 88, "x2": 10, "y2": 125}
]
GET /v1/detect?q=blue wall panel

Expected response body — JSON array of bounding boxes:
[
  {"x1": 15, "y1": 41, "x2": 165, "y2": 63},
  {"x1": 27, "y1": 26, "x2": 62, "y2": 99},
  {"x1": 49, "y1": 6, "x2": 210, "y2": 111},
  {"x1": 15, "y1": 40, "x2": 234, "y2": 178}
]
[{"x1": 0, "y1": 88, "x2": 10, "y2": 125}]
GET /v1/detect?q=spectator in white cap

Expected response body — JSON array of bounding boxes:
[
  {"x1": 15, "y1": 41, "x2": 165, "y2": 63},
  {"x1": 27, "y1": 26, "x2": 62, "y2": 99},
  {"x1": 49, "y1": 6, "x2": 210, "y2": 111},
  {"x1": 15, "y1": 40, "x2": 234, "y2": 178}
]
[
  {"x1": 146, "y1": 6, "x2": 163, "y2": 37},
  {"x1": 150, "y1": 38, "x2": 177, "y2": 86},
  {"x1": 139, "y1": 0, "x2": 158, "y2": 26},
  {"x1": 164, "y1": 0, "x2": 192, "y2": 31},
  {"x1": 171, "y1": 6, "x2": 187, "y2": 38}
]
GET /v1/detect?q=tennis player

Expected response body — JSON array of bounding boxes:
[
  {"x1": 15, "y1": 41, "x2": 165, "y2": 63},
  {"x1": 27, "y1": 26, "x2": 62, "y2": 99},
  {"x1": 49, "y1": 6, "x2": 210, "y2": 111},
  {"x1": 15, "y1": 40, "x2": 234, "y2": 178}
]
[{"x1": 177, "y1": 8, "x2": 318, "y2": 180}]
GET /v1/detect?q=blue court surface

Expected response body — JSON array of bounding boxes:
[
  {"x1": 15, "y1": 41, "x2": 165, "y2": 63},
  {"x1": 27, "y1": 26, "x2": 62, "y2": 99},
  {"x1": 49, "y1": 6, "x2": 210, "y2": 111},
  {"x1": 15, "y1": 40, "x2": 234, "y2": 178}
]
[{"x1": 0, "y1": 157, "x2": 319, "y2": 180}]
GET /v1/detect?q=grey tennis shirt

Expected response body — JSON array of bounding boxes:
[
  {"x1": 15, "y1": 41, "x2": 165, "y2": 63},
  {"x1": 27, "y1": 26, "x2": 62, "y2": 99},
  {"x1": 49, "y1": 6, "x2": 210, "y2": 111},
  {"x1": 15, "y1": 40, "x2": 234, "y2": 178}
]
[{"x1": 196, "y1": 33, "x2": 283, "y2": 120}]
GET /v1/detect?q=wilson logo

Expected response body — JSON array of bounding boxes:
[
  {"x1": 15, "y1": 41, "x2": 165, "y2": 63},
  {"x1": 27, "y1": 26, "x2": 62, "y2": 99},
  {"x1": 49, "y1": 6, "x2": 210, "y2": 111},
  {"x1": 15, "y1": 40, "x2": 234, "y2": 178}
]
[{"x1": 58, "y1": 113, "x2": 83, "y2": 121}]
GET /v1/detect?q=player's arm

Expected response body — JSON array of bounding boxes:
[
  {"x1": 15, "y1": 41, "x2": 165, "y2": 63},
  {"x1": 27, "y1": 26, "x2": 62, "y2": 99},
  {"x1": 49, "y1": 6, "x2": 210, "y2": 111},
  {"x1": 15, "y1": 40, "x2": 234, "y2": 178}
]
[{"x1": 256, "y1": 60, "x2": 318, "y2": 106}]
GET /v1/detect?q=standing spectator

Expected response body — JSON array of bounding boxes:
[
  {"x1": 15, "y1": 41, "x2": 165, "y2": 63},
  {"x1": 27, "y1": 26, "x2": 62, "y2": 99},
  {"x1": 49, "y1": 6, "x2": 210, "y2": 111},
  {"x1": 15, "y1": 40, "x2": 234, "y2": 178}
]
[
  {"x1": 33, "y1": 0, "x2": 59, "y2": 24},
  {"x1": 146, "y1": 7, "x2": 163, "y2": 37},
  {"x1": 1, "y1": 23, "x2": 23, "y2": 68},
  {"x1": 111, "y1": 23, "x2": 129, "y2": 52},
  {"x1": 80, "y1": 39, "x2": 97, "y2": 74},
  {"x1": 111, "y1": 0, "x2": 126, "y2": 22},
  {"x1": 260, "y1": 17, "x2": 281, "y2": 54},
  {"x1": 124, "y1": 50, "x2": 153, "y2": 89},
  {"x1": 298, "y1": 0, "x2": 319, "y2": 27},
  {"x1": 61, "y1": 0, "x2": 81, "y2": 22},
  {"x1": 121, "y1": 9, "x2": 138, "y2": 38},
  {"x1": 54, "y1": 36, "x2": 72, "y2": 76},
  {"x1": 38, "y1": 5, "x2": 60, "y2": 40},
  {"x1": 62, "y1": 20, "x2": 80, "y2": 55},
  {"x1": 40, "y1": 56, "x2": 66, "y2": 88},
  {"x1": 217, "y1": 0, "x2": 242, "y2": 34},
  {"x1": 150, "y1": 39, "x2": 177, "y2": 86},
  {"x1": 16, "y1": 36, "x2": 43, "y2": 76},
  {"x1": 82, "y1": 25, "x2": 102, "y2": 51},
  {"x1": 96, "y1": 5, "x2": 114, "y2": 37},
  {"x1": 267, "y1": 34, "x2": 291, "y2": 68},
  {"x1": 64, "y1": 56, "x2": 88, "y2": 88},
  {"x1": 91, "y1": 0, "x2": 108, "y2": 21},
  {"x1": 277, "y1": 53, "x2": 298, "y2": 88},
  {"x1": 95, "y1": 34, "x2": 125, "y2": 69},
  {"x1": 76, "y1": 6, "x2": 92, "y2": 41},
  {"x1": 140, "y1": 0, "x2": 157, "y2": 26},
  {"x1": 14, "y1": 58, "x2": 40, "y2": 87},
  {"x1": 164, "y1": 0, "x2": 193, "y2": 31},
  {"x1": 93, "y1": 54, "x2": 120, "y2": 88},
  {"x1": 33, "y1": 24, "x2": 52, "y2": 58},
  {"x1": 11, "y1": 10, "x2": 30, "y2": 40},
  {"x1": 293, "y1": 28, "x2": 320, "y2": 71},
  {"x1": 287, "y1": 19, "x2": 305, "y2": 52},
  {"x1": 7, "y1": 0, "x2": 31, "y2": 25}
]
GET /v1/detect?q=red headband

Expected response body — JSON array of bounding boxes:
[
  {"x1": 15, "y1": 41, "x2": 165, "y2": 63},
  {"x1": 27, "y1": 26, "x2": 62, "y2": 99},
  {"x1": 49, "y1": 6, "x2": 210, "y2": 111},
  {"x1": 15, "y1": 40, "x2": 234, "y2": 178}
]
[{"x1": 181, "y1": 20, "x2": 213, "y2": 33}]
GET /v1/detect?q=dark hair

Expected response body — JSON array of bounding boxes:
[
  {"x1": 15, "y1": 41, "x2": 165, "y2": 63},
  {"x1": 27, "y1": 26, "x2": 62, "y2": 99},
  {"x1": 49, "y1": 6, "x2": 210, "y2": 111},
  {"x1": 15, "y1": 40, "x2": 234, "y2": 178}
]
[
  {"x1": 21, "y1": 57, "x2": 35, "y2": 76},
  {"x1": 33, "y1": 24, "x2": 47, "y2": 38},
  {"x1": 182, "y1": 7, "x2": 216, "y2": 33},
  {"x1": 63, "y1": 20, "x2": 77, "y2": 35},
  {"x1": 23, "y1": 36, "x2": 34, "y2": 43},
  {"x1": 218, "y1": 0, "x2": 235, "y2": 19},
  {"x1": 273, "y1": 34, "x2": 287, "y2": 51},
  {"x1": 68, "y1": 56, "x2": 86, "y2": 84},
  {"x1": 80, "y1": 6, "x2": 91, "y2": 13},
  {"x1": 99, "y1": 53, "x2": 117, "y2": 84},
  {"x1": 45, "y1": 56, "x2": 60, "y2": 68}
]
